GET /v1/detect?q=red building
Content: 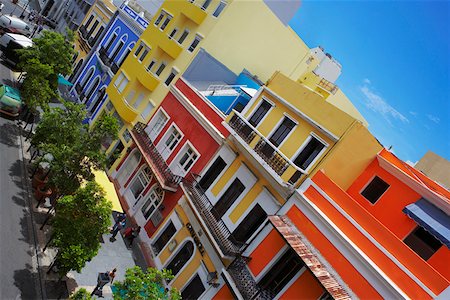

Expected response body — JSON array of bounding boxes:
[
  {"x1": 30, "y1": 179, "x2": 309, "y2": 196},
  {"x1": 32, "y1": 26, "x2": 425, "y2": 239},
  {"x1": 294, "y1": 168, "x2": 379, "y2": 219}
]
[{"x1": 110, "y1": 78, "x2": 229, "y2": 260}]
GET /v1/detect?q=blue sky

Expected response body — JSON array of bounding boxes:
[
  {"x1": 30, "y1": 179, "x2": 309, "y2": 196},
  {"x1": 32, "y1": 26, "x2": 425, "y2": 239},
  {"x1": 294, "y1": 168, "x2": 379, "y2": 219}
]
[{"x1": 289, "y1": 1, "x2": 450, "y2": 163}]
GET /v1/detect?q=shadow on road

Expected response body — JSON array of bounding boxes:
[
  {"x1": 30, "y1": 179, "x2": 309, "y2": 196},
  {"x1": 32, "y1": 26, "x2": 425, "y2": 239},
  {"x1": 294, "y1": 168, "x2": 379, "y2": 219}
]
[
  {"x1": 0, "y1": 122, "x2": 19, "y2": 148},
  {"x1": 13, "y1": 264, "x2": 39, "y2": 300}
]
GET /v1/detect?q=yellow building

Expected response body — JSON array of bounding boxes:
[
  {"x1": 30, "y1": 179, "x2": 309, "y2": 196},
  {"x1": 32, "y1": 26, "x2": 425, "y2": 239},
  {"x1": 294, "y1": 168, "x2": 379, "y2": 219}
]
[
  {"x1": 102, "y1": 0, "x2": 368, "y2": 173},
  {"x1": 69, "y1": 0, "x2": 116, "y2": 83},
  {"x1": 146, "y1": 71, "x2": 380, "y2": 298}
]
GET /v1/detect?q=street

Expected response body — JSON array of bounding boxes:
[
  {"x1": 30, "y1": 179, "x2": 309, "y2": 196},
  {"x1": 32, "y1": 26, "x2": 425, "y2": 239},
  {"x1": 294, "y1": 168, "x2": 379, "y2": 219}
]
[
  {"x1": 0, "y1": 62, "x2": 41, "y2": 298},
  {"x1": 0, "y1": 1, "x2": 38, "y2": 19}
]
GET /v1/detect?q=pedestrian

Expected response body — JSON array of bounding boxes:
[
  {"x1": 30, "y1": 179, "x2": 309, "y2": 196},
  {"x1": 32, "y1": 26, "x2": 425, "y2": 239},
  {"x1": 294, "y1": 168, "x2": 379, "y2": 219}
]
[
  {"x1": 127, "y1": 226, "x2": 141, "y2": 247},
  {"x1": 110, "y1": 213, "x2": 126, "y2": 233},
  {"x1": 110, "y1": 219, "x2": 125, "y2": 241},
  {"x1": 91, "y1": 271, "x2": 111, "y2": 296},
  {"x1": 108, "y1": 268, "x2": 117, "y2": 283}
]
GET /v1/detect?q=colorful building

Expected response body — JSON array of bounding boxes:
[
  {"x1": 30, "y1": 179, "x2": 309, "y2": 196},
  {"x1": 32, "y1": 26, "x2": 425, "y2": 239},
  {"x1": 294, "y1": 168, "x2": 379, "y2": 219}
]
[
  {"x1": 70, "y1": 2, "x2": 150, "y2": 124},
  {"x1": 101, "y1": 0, "x2": 369, "y2": 173},
  {"x1": 69, "y1": 0, "x2": 117, "y2": 84},
  {"x1": 415, "y1": 150, "x2": 450, "y2": 189}
]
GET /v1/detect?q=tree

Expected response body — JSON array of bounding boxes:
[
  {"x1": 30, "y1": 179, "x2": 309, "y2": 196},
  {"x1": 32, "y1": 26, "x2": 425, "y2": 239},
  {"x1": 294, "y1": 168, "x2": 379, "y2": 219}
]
[
  {"x1": 70, "y1": 288, "x2": 93, "y2": 300},
  {"x1": 31, "y1": 102, "x2": 119, "y2": 196},
  {"x1": 113, "y1": 267, "x2": 181, "y2": 300},
  {"x1": 48, "y1": 182, "x2": 112, "y2": 277},
  {"x1": 17, "y1": 30, "x2": 75, "y2": 112}
]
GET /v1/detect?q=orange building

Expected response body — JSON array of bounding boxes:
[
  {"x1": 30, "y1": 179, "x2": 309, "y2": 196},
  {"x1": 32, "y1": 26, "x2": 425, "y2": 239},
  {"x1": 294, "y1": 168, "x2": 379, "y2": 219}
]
[{"x1": 240, "y1": 149, "x2": 449, "y2": 299}]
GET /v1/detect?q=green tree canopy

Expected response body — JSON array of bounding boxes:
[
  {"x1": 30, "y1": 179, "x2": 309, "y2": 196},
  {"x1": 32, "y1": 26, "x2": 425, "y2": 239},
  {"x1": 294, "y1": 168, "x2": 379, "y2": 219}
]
[
  {"x1": 32, "y1": 102, "x2": 119, "y2": 195},
  {"x1": 113, "y1": 267, "x2": 181, "y2": 300},
  {"x1": 51, "y1": 182, "x2": 112, "y2": 276},
  {"x1": 70, "y1": 288, "x2": 93, "y2": 300}
]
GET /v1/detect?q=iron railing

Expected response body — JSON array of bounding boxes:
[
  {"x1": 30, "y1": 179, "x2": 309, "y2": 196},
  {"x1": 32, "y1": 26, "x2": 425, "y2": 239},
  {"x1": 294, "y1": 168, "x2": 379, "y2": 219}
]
[
  {"x1": 228, "y1": 112, "x2": 305, "y2": 184},
  {"x1": 132, "y1": 122, "x2": 183, "y2": 191},
  {"x1": 98, "y1": 47, "x2": 111, "y2": 68},
  {"x1": 227, "y1": 257, "x2": 274, "y2": 300},
  {"x1": 317, "y1": 78, "x2": 338, "y2": 94},
  {"x1": 182, "y1": 174, "x2": 243, "y2": 256}
]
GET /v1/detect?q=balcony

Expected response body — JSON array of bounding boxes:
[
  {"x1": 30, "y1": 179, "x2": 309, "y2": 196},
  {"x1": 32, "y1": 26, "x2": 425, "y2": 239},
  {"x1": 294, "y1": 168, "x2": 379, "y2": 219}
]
[
  {"x1": 226, "y1": 257, "x2": 274, "y2": 300},
  {"x1": 98, "y1": 47, "x2": 111, "y2": 68},
  {"x1": 317, "y1": 78, "x2": 338, "y2": 95},
  {"x1": 181, "y1": 175, "x2": 242, "y2": 257},
  {"x1": 131, "y1": 122, "x2": 183, "y2": 192},
  {"x1": 107, "y1": 86, "x2": 139, "y2": 123},
  {"x1": 136, "y1": 69, "x2": 159, "y2": 92},
  {"x1": 226, "y1": 111, "x2": 306, "y2": 186},
  {"x1": 155, "y1": 28, "x2": 183, "y2": 59},
  {"x1": 79, "y1": 25, "x2": 88, "y2": 40},
  {"x1": 165, "y1": 0, "x2": 207, "y2": 25}
]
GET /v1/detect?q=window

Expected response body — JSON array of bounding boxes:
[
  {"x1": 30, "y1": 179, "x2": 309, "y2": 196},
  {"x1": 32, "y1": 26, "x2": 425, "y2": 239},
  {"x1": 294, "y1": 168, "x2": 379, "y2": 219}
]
[
  {"x1": 197, "y1": 157, "x2": 226, "y2": 191},
  {"x1": 181, "y1": 274, "x2": 206, "y2": 300},
  {"x1": 84, "y1": 15, "x2": 94, "y2": 28},
  {"x1": 188, "y1": 35, "x2": 202, "y2": 52},
  {"x1": 125, "y1": 90, "x2": 135, "y2": 104},
  {"x1": 133, "y1": 93, "x2": 145, "y2": 109},
  {"x1": 269, "y1": 117, "x2": 296, "y2": 147},
  {"x1": 141, "y1": 102, "x2": 155, "y2": 121},
  {"x1": 141, "y1": 185, "x2": 164, "y2": 219},
  {"x1": 212, "y1": 1, "x2": 226, "y2": 17},
  {"x1": 178, "y1": 29, "x2": 189, "y2": 44},
  {"x1": 117, "y1": 46, "x2": 132, "y2": 66},
  {"x1": 134, "y1": 43, "x2": 143, "y2": 57},
  {"x1": 201, "y1": 0, "x2": 212, "y2": 10},
  {"x1": 258, "y1": 248, "x2": 304, "y2": 296},
  {"x1": 139, "y1": 48, "x2": 149, "y2": 62},
  {"x1": 91, "y1": 26, "x2": 104, "y2": 45},
  {"x1": 155, "y1": 62, "x2": 166, "y2": 76},
  {"x1": 169, "y1": 28, "x2": 178, "y2": 39},
  {"x1": 152, "y1": 221, "x2": 177, "y2": 255},
  {"x1": 404, "y1": 226, "x2": 442, "y2": 260},
  {"x1": 160, "y1": 15, "x2": 171, "y2": 30},
  {"x1": 110, "y1": 40, "x2": 124, "y2": 62},
  {"x1": 135, "y1": 42, "x2": 150, "y2": 62},
  {"x1": 154, "y1": 12, "x2": 164, "y2": 26},
  {"x1": 123, "y1": 129, "x2": 132, "y2": 143},
  {"x1": 166, "y1": 241, "x2": 194, "y2": 277},
  {"x1": 105, "y1": 33, "x2": 117, "y2": 52},
  {"x1": 290, "y1": 136, "x2": 326, "y2": 184},
  {"x1": 146, "y1": 109, "x2": 168, "y2": 141},
  {"x1": 361, "y1": 176, "x2": 389, "y2": 204},
  {"x1": 178, "y1": 147, "x2": 198, "y2": 172},
  {"x1": 249, "y1": 100, "x2": 272, "y2": 127},
  {"x1": 164, "y1": 127, "x2": 182, "y2": 151},
  {"x1": 213, "y1": 178, "x2": 245, "y2": 220},
  {"x1": 147, "y1": 60, "x2": 156, "y2": 72},
  {"x1": 129, "y1": 166, "x2": 152, "y2": 200},
  {"x1": 230, "y1": 204, "x2": 266, "y2": 244},
  {"x1": 114, "y1": 72, "x2": 129, "y2": 93},
  {"x1": 164, "y1": 68, "x2": 178, "y2": 86},
  {"x1": 87, "y1": 20, "x2": 99, "y2": 36}
]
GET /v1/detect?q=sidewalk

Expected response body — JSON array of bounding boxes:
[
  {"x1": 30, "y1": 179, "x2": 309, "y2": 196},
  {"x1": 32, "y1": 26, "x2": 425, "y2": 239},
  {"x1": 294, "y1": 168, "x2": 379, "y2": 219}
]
[{"x1": 18, "y1": 116, "x2": 148, "y2": 299}]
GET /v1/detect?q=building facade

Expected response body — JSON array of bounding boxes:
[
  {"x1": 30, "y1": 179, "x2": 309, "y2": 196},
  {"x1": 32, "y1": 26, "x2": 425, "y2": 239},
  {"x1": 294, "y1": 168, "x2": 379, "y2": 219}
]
[{"x1": 70, "y1": 2, "x2": 149, "y2": 123}]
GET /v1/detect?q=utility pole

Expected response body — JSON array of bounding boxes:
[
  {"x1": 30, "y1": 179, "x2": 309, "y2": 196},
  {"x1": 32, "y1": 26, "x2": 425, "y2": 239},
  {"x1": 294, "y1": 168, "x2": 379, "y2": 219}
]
[{"x1": 20, "y1": 0, "x2": 30, "y2": 19}]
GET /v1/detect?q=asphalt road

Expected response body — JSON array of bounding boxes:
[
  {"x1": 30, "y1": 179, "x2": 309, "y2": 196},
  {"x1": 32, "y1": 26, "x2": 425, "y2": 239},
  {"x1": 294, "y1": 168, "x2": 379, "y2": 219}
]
[
  {"x1": 0, "y1": 0, "x2": 38, "y2": 19},
  {"x1": 0, "y1": 61, "x2": 41, "y2": 298}
]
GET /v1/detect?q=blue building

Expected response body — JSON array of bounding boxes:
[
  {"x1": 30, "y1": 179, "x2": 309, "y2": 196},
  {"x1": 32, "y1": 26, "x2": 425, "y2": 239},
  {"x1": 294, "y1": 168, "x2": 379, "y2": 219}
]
[{"x1": 71, "y1": 3, "x2": 149, "y2": 123}]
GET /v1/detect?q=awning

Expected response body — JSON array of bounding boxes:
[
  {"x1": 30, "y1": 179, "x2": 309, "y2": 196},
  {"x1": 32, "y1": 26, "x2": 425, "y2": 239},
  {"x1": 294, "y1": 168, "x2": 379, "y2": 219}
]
[
  {"x1": 94, "y1": 170, "x2": 123, "y2": 213},
  {"x1": 269, "y1": 215, "x2": 352, "y2": 300},
  {"x1": 57, "y1": 74, "x2": 73, "y2": 86},
  {"x1": 403, "y1": 199, "x2": 450, "y2": 247}
]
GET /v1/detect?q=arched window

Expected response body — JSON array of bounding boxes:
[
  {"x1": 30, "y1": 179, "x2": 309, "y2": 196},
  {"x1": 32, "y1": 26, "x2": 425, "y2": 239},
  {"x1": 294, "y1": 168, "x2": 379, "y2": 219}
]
[
  {"x1": 81, "y1": 67, "x2": 95, "y2": 89},
  {"x1": 88, "y1": 85, "x2": 106, "y2": 114},
  {"x1": 85, "y1": 76, "x2": 100, "y2": 103},
  {"x1": 117, "y1": 42, "x2": 135, "y2": 67},
  {"x1": 105, "y1": 27, "x2": 121, "y2": 53},
  {"x1": 141, "y1": 184, "x2": 164, "y2": 219},
  {"x1": 110, "y1": 34, "x2": 128, "y2": 63},
  {"x1": 69, "y1": 58, "x2": 83, "y2": 83},
  {"x1": 166, "y1": 241, "x2": 195, "y2": 277}
]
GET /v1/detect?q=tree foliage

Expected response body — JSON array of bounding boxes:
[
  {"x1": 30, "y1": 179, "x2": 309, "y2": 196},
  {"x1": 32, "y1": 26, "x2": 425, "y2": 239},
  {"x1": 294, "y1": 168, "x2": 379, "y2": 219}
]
[
  {"x1": 17, "y1": 30, "x2": 75, "y2": 111},
  {"x1": 51, "y1": 182, "x2": 112, "y2": 276},
  {"x1": 113, "y1": 267, "x2": 181, "y2": 300},
  {"x1": 70, "y1": 288, "x2": 93, "y2": 300},
  {"x1": 32, "y1": 102, "x2": 119, "y2": 195}
]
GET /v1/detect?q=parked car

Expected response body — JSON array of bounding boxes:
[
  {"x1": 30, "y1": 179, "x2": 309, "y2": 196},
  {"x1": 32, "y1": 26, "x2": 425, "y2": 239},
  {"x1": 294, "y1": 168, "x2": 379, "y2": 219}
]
[
  {"x1": 0, "y1": 15, "x2": 32, "y2": 36},
  {"x1": 0, "y1": 33, "x2": 33, "y2": 69},
  {"x1": 0, "y1": 84, "x2": 22, "y2": 118}
]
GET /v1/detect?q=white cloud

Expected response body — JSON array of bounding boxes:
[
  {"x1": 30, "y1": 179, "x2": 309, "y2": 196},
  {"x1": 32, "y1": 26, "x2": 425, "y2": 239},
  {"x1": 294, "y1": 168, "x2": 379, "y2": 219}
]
[
  {"x1": 363, "y1": 78, "x2": 371, "y2": 84},
  {"x1": 426, "y1": 114, "x2": 440, "y2": 123},
  {"x1": 360, "y1": 82, "x2": 409, "y2": 124},
  {"x1": 409, "y1": 111, "x2": 418, "y2": 117}
]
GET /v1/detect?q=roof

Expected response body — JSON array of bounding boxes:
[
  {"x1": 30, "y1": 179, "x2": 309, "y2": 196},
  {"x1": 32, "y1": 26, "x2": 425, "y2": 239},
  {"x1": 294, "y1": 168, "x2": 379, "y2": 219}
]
[
  {"x1": 269, "y1": 215, "x2": 353, "y2": 300},
  {"x1": 379, "y1": 149, "x2": 450, "y2": 201}
]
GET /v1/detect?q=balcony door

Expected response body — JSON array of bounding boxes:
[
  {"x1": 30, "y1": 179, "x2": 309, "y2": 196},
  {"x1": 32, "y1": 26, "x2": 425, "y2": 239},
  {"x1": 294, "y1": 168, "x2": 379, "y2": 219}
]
[
  {"x1": 156, "y1": 125, "x2": 183, "y2": 160},
  {"x1": 258, "y1": 117, "x2": 295, "y2": 160},
  {"x1": 116, "y1": 150, "x2": 141, "y2": 187},
  {"x1": 124, "y1": 166, "x2": 152, "y2": 210},
  {"x1": 170, "y1": 144, "x2": 198, "y2": 177},
  {"x1": 134, "y1": 184, "x2": 164, "y2": 226}
]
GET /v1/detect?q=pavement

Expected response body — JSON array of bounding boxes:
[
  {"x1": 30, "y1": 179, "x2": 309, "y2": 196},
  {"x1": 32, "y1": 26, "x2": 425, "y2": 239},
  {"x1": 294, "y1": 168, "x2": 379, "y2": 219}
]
[{"x1": 0, "y1": 45, "x2": 148, "y2": 299}]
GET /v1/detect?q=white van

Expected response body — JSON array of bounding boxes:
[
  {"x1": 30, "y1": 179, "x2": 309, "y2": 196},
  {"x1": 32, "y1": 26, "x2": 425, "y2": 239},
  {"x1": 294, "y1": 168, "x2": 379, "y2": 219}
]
[
  {"x1": 0, "y1": 33, "x2": 32, "y2": 50},
  {"x1": 0, "y1": 15, "x2": 31, "y2": 36}
]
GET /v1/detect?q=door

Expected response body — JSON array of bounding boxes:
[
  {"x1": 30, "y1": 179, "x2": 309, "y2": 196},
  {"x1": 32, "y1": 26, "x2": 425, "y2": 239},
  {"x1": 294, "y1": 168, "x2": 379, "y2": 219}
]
[
  {"x1": 170, "y1": 145, "x2": 198, "y2": 177},
  {"x1": 134, "y1": 184, "x2": 164, "y2": 225},
  {"x1": 145, "y1": 110, "x2": 168, "y2": 141},
  {"x1": 124, "y1": 166, "x2": 152, "y2": 210},
  {"x1": 156, "y1": 125, "x2": 182, "y2": 160},
  {"x1": 116, "y1": 151, "x2": 141, "y2": 187}
]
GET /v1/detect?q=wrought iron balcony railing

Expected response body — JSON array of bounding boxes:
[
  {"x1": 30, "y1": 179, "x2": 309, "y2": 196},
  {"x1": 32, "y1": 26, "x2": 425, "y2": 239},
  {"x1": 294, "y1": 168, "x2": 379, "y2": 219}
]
[
  {"x1": 98, "y1": 47, "x2": 111, "y2": 68},
  {"x1": 227, "y1": 257, "x2": 274, "y2": 300},
  {"x1": 227, "y1": 112, "x2": 306, "y2": 185},
  {"x1": 132, "y1": 122, "x2": 183, "y2": 191},
  {"x1": 181, "y1": 174, "x2": 243, "y2": 257}
]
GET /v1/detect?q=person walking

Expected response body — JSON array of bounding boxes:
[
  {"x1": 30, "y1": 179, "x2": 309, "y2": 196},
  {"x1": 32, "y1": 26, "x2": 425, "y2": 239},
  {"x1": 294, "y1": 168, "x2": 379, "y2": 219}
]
[
  {"x1": 126, "y1": 226, "x2": 141, "y2": 247},
  {"x1": 108, "y1": 268, "x2": 117, "y2": 283},
  {"x1": 110, "y1": 219, "x2": 125, "y2": 242},
  {"x1": 111, "y1": 213, "x2": 126, "y2": 234}
]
